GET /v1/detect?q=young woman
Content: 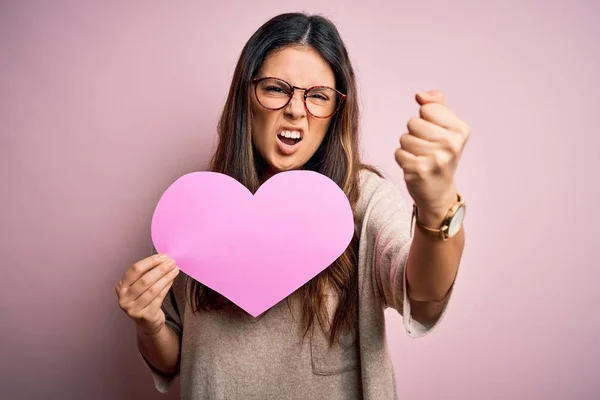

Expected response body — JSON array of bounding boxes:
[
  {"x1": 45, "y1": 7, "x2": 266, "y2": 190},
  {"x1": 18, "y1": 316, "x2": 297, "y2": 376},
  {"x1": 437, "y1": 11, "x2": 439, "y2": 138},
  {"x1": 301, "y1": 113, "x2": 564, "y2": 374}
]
[{"x1": 116, "y1": 12, "x2": 469, "y2": 400}]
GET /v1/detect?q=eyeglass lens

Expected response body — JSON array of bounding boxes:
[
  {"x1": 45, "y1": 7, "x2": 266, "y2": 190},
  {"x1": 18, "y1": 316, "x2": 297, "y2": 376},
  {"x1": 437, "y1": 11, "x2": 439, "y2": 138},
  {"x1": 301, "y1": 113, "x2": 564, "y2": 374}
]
[{"x1": 255, "y1": 78, "x2": 339, "y2": 118}]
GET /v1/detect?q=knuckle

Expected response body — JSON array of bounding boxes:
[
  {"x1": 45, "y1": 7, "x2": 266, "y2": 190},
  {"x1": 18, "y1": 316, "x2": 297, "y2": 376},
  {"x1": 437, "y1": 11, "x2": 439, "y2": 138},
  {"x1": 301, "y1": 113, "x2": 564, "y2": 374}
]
[
  {"x1": 128, "y1": 310, "x2": 141, "y2": 320},
  {"x1": 431, "y1": 152, "x2": 445, "y2": 169},
  {"x1": 440, "y1": 136, "x2": 460, "y2": 156},
  {"x1": 146, "y1": 286, "x2": 158, "y2": 297},
  {"x1": 399, "y1": 133, "x2": 409, "y2": 147},
  {"x1": 445, "y1": 139, "x2": 460, "y2": 154},
  {"x1": 131, "y1": 263, "x2": 142, "y2": 274},
  {"x1": 139, "y1": 277, "x2": 151, "y2": 288},
  {"x1": 421, "y1": 103, "x2": 435, "y2": 114},
  {"x1": 161, "y1": 261, "x2": 173, "y2": 273},
  {"x1": 404, "y1": 171, "x2": 419, "y2": 183},
  {"x1": 115, "y1": 285, "x2": 127, "y2": 299},
  {"x1": 118, "y1": 298, "x2": 129, "y2": 311},
  {"x1": 450, "y1": 142, "x2": 461, "y2": 156},
  {"x1": 394, "y1": 147, "x2": 403, "y2": 160},
  {"x1": 407, "y1": 116, "x2": 420, "y2": 131},
  {"x1": 414, "y1": 163, "x2": 427, "y2": 178},
  {"x1": 439, "y1": 134, "x2": 453, "y2": 148},
  {"x1": 395, "y1": 153, "x2": 404, "y2": 168}
]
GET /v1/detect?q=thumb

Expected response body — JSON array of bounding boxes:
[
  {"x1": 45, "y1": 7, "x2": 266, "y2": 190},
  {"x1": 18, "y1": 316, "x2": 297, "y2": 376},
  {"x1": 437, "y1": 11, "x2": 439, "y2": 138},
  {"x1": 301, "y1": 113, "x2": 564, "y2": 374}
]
[{"x1": 416, "y1": 90, "x2": 445, "y2": 106}]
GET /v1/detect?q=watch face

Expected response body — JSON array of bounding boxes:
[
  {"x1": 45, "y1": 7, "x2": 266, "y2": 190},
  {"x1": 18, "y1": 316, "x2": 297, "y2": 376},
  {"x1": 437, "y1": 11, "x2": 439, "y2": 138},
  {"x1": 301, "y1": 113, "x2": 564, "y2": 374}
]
[{"x1": 448, "y1": 204, "x2": 466, "y2": 237}]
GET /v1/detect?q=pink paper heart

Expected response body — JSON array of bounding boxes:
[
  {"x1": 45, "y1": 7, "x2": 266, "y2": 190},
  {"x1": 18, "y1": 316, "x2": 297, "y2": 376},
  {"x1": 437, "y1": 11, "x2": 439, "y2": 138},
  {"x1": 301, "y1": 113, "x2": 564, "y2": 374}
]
[{"x1": 150, "y1": 170, "x2": 354, "y2": 317}]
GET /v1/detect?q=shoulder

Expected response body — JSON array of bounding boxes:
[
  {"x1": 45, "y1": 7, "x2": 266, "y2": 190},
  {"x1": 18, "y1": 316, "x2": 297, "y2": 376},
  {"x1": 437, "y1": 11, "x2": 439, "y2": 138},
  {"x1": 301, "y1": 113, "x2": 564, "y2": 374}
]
[
  {"x1": 358, "y1": 167, "x2": 386, "y2": 193},
  {"x1": 355, "y1": 166, "x2": 411, "y2": 226},
  {"x1": 357, "y1": 167, "x2": 405, "y2": 208}
]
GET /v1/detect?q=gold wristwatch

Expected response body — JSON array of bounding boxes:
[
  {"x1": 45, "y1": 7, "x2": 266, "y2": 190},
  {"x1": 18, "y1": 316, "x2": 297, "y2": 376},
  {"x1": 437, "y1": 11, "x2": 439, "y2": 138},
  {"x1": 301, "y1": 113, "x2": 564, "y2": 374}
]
[{"x1": 410, "y1": 193, "x2": 466, "y2": 241}]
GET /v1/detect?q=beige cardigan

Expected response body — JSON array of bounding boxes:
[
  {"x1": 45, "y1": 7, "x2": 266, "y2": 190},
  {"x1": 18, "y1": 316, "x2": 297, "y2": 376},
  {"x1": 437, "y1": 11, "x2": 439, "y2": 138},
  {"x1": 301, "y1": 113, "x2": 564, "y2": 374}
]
[{"x1": 142, "y1": 169, "x2": 453, "y2": 399}]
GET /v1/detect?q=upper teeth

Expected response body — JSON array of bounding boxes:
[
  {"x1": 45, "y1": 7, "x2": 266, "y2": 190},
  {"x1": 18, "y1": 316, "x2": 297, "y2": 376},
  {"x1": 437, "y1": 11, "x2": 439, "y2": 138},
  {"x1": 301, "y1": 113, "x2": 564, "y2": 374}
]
[{"x1": 280, "y1": 130, "x2": 301, "y2": 139}]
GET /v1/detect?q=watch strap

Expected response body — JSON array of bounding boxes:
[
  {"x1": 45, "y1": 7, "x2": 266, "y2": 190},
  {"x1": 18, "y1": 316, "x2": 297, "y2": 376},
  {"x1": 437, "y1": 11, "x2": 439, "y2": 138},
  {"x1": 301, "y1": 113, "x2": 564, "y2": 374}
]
[{"x1": 410, "y1": 193, "x2": 464, "y2": 241}]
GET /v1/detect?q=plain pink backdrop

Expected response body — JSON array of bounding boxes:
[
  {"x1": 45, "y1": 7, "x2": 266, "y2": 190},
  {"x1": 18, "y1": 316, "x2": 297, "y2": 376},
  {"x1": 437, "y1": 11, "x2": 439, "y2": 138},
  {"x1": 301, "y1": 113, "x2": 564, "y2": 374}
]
[{"x1": 1, "y1": 1, "x2": 599, "y2": 399}]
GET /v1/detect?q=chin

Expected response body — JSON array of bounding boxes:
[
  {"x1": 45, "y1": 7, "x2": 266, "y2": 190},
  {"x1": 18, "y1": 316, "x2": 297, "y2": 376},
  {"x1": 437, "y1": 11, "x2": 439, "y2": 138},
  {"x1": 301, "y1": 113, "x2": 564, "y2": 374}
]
[
  {"x1": 267, "y1": 155, "x2": 304, "y2": 174},
  {"x1": 270, "y1": 161, "x2": 298, "y2": 173}
]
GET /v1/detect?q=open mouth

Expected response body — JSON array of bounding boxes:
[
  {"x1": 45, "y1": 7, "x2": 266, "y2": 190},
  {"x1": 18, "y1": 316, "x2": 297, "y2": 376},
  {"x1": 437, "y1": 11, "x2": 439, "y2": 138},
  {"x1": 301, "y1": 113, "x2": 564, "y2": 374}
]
[{"x1": 277, "y1": 130, "x2": 303, "y2": 146}]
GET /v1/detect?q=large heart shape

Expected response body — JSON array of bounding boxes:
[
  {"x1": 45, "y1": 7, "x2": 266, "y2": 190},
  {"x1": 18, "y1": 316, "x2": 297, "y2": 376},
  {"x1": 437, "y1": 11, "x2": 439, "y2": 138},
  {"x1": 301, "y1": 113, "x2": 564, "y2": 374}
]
[{"x1": 150, "y1": 170, "x2": 354, "y2": 317}]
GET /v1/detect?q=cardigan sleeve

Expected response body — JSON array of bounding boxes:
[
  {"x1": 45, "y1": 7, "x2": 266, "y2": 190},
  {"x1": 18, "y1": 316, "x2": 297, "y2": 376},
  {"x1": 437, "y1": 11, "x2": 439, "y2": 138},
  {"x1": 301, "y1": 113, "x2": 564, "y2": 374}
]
[
  {"x1": 139, "y1": 246, "x2": 185, "y2": 393},
  {"x1": 360, "y1": 174, "x2": 454, "y2": 337}
]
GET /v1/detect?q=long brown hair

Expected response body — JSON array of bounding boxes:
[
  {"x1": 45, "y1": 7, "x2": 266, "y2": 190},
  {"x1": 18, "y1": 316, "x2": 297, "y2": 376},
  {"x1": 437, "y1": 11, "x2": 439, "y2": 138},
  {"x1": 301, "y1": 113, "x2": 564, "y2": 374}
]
[{"x1": 188, "y1": 12, "x2": 377, "y2": 345}]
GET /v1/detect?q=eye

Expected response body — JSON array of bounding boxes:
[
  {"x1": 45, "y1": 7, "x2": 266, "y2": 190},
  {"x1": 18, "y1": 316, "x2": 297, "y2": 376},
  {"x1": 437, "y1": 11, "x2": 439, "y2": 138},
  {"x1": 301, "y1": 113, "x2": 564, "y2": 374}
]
[
  {"x1": 262, "y1": 84, "x2": 292, "y2": 96},
  {"x1": 309, "y1": 93, "x2": 329, "y2": 101},
  {"x1": 265, "y1": 85, "x2": 284, "y2": 93}
]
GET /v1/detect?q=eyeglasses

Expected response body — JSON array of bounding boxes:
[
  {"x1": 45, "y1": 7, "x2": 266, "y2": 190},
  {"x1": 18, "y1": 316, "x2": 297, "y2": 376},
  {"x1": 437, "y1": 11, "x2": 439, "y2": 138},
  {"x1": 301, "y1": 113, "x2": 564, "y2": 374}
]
[{"x1": 251, "y1": 77, "x2": 347, "y2": 119}]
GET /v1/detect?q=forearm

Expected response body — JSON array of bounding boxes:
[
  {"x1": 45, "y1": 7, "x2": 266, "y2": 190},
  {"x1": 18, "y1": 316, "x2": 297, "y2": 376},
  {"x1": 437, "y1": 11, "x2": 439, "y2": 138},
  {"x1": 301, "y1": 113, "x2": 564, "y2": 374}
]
[
  {"x1": 137, "y1": 323, "x2": 181, "y2": 376},
  {"x1": 406, "y1": 206, "x2": 465, "y2": 320}
]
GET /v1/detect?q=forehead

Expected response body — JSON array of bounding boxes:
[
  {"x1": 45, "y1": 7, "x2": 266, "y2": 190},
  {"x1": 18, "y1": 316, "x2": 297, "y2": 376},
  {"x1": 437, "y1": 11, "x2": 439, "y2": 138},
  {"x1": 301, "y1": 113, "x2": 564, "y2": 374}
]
[{"x1": 259, "y1": 46, "x2": 335, "y2": 88}]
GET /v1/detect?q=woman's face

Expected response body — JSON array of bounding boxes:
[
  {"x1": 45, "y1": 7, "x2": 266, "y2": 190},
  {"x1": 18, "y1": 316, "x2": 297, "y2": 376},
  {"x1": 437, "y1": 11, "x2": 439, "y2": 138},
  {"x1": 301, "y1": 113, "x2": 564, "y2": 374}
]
[{"x1": 250, "y1": 46, "x2": 336, "y2": 178}]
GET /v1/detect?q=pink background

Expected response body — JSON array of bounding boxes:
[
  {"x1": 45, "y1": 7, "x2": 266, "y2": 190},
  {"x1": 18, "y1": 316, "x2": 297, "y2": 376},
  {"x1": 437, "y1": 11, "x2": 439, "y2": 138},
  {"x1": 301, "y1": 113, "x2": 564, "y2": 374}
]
[{"x1": 1, "y1": 1, "x2": 598, "y2": 399}]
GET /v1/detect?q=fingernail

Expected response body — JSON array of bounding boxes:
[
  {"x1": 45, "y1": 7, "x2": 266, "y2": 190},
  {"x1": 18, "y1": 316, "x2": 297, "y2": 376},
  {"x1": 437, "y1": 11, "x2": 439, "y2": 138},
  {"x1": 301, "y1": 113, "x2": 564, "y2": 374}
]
[{"x1": 158, "y1": 254, "x2": 168, "y2": 261}]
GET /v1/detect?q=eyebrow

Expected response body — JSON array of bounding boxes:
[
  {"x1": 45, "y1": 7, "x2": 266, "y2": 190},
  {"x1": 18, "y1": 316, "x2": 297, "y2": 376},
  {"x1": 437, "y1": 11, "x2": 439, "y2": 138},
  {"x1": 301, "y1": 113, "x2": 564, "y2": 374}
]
[{"x1": 259, "y1": 76, "x2": 336, "y2": 89}]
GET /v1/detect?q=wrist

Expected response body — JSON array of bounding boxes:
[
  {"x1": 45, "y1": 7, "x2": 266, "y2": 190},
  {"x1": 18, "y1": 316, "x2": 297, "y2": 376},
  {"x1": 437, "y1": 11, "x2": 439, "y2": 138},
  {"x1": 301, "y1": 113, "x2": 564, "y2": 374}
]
[
  {"x1": 416, "y1": 192, "x2": 458, "y2": 227},
  {"x1": 137, "y1": 322, "x2": 166, "y2": 339},
  {"x1": 416, "y1": 207, "x2": 447, "y2": 227}
]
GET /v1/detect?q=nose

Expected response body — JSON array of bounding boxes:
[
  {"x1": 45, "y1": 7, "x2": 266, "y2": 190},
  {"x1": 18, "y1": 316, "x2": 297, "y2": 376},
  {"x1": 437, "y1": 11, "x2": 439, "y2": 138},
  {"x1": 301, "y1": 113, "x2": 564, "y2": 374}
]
[{"x1": 284, "y1": 90, "x2": 307, "y2": 119}]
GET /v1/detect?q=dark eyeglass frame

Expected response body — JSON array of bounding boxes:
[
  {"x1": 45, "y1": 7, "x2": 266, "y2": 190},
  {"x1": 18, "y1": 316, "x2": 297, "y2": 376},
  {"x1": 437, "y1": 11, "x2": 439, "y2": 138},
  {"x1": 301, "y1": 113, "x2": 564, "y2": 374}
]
[{"x1": 251, "y1": 77, "x2": 347, "y2": 119}]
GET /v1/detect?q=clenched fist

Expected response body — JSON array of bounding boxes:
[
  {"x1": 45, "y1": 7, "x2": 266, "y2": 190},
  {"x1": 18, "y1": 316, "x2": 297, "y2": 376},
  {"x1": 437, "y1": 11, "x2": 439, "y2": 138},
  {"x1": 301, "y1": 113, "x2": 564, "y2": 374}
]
[{"x1": 395, "y1": 90, "x2": 471, "y2": 220}]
